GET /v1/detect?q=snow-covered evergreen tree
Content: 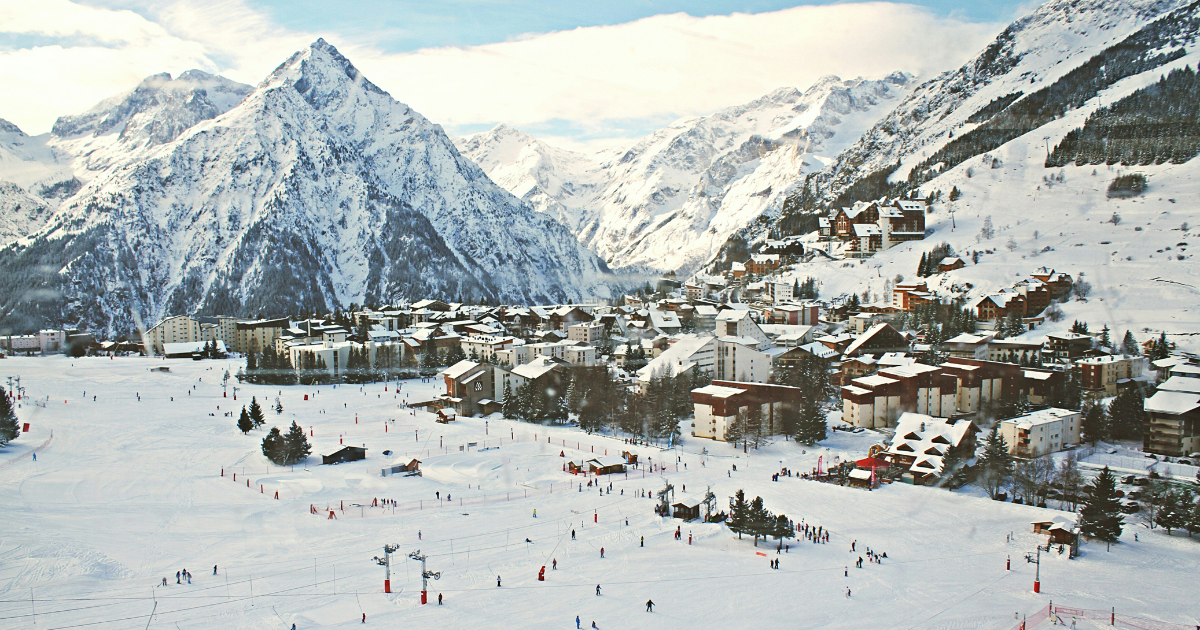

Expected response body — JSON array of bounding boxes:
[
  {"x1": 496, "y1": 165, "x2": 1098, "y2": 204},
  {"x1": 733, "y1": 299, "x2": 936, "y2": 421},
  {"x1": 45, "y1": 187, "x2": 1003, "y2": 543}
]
[
  {"x1": 261, "y1": 426, "x2": 285, "y2": 464},
  {"x1": 1080, "y1": 467, "x2": 1124, "y2": 544},
  {"x1": 248, "y1": 396, "x2": 265, "y2": 428},
  {"x1": 283, "y1": 421, "x2": 311, "y2": 465},
  {"x1": 0, "y1": 387, "x2": 19, "y2": 447},
  {"x1": 237, "y1": 406, "x2": 254, "y2": 434}
]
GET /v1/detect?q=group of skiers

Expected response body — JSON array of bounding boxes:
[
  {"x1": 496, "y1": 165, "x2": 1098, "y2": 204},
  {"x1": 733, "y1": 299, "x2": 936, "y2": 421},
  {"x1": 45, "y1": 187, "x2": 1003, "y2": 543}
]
[
  {"x1": 800, "y1": 521, "x2": 830, "y2": 544},
  {"x1": 160, "y1": 567, "x2": 196, "y2": 586}
]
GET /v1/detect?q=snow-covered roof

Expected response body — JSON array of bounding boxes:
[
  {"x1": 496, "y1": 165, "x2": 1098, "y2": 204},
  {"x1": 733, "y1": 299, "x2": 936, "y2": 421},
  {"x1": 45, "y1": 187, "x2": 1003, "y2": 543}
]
[
  {"x1": 1005, "y1": 407, "x2": 1078, "y2": 429},
  {"x1": 694, "y1": 384, "x2": 746, "y2": 398},
  {"x1": 442, "y1": 360, "x2": 479, "y2": 380},
  {"x1": 162, "y1": 340, "x2": 226, "y2": 355},
  {"x1": 852, "y1": 223, "x2": 882, "y2": 236},
  {"x1": 716, "y1": 309, "x2": 750, "y2": 322},
  {"x1": 843, "y1": 323, "x2": 901, "y2": 357},
  {"x1": 1144, "y1": 390, "x2": 1200, "y2": 415},
  {"x1": 886, "y1": 413, "x2": 974, "y2": 477},
  {"x1": 879, "y1": 363, "x2": 940, "y2": 379},
  {"x1": 1022, "y1": 370, "x2": 1055, "y2": 381},
  {"x1": 1159, "y1": 376, "x2": 1200, "y2": 394},
  {"x1": 799, "y1": 342, "x2": 839, "y2": 359},
  {"x1": 1151, "y1": 356, "x2": 1189, "y2": 369},
  {"x1": 512, "y1": 357, "x2": 561, "y2": 380},
  {"x1": 853, "y1": 374, "x2": 899, "y2": 388},
  {"x1": 945, "y1": 332, "x2": 991, "y2": 345},
  {"x1": 876, "y1": 352, "x2": 915, "y2": 367},
  {"x1": 588, "y1": 456, "x2": 626, "y2": 467},
  {"x1": 638, "y1": 334, "x2": 715, "y2": 381},
  {"x1": 1170, "y1": 364, "x2": 1200, "y2": 377}
]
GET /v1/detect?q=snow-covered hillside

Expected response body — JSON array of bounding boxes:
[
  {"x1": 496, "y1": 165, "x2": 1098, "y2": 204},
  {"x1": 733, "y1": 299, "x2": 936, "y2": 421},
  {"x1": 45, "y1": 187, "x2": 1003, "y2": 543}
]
[
  {"x1": 794, "y1": 0, "x2": 1191, "y2": 201},
  {"x1": 0, "y1": 119, "x2": 72, "y2": 245},
  {"x1": 460, "y1": 74, "x2": 913, "y2": 274},
  {"x1": 2, "y1": 356, "x2": 1198, "y2": 629},
  {"x1": 0, "y1": 40, "x2": 614, "y2": 336},
  {"x1": 456, "y1": 125, "x2": 607, "y2": 232}
]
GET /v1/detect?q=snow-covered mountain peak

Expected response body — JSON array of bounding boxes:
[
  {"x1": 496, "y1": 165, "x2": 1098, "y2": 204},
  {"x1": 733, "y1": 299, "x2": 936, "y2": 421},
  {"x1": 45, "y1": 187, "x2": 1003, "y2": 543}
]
[
  {"x1": 52, "y1": 70, "x2": 251, "y2": 143},
  {"x1": 262, "y1": 38, "x2": 390, "y2": 110},
  {"x1": 461, "y1": 73, "x2": 914, "y2": 274},
  {"x1": 0, "y1": 39, "x2": 615, "y2": 334},
  {"x1": 0, "y1": 119, "x2": 22, "y2": 135}
]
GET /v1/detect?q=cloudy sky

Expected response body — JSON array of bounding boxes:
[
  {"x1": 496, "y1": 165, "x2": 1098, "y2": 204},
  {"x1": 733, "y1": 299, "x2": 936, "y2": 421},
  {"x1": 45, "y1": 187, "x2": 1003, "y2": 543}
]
[{"x1": 0, "y1": 0, "x2": 1029, "y2": 152}]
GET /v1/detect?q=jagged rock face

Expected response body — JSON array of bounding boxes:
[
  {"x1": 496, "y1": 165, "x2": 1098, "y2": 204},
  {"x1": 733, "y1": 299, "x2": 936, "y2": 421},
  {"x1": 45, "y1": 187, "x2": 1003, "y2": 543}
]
[
  {"x1": 461, "y1": 73, "x2": 913, "y2": 275},
  {"x1": 0, "y1": 39, "x2": 612, "y2": 336}
]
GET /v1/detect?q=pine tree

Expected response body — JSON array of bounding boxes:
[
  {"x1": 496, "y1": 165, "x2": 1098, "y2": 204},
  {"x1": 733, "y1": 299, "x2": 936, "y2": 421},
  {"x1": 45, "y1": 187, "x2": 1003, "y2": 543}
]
[
  {"x1": 1070, "y1": 320, "x2": 1090, "y2": 334},
  {"x1": 938, "y1": 438, "x2": 971, "y2": 490},
  {"x1": 1121, "y1": 331, "x2": 1140, "y2": 356},
  {"x1": 283, "y1": 421, "x2": 311, "y2": 465},
  {"x1": 245, "y1": 349, "x2": 258, "y2": 384},
  {"x1": 1187, "y1": 496, "x2": 1200, "y2": 538},
  {"x1": 795, "y1": 396, "x2": 826, "y2": 445},
  {"x1": 948, "y1": 186, "x2": 961, "y2": 201},
  {"x1": 1080, "y1": 467, "x2": 1124, "y2": 544},
  {"x1": 1098, "y1": 325, "x2": 1112, "y2": 349},
  {"x1": 1082, "y1": 403, "x2": 1109, "y2": 445},
  {"x1": 421, "y1": 350, "x2": 439, "y2": 370},
  {"x1": 978, "y1": 426, "x2": 1013, "y2": 499},
  {"x1": 0, "y1": 387, "x2": 19, "y2": 447},
  {"x1": 237, "y1": 406, "x2": 254, "y2": 434},
  {"x1": 728, "y1": 490, "x2": 750, "y2": 540},
  {"x1": 1107, "y1": 387, "x2": 1145, "y2": 440},
  {"x1": 917, "y1": 252, "x2": 928, "y2": 278},
  {"x1": 771, "y1": 514, "x2": 794, "y2": 549},
  {"x1": 249, "y1": 396, "x2": 265, "y2": 428},
  {"x1": 262, "y1": 426, "x2": 286, "y2": 464},
  {"x1": 1158, "y1": 490, "x2": 1190, "y2": 535},
  {"x1": 1151, "y1": 332, "x2": 1170, "y2": 360},
  {"x1": 502, "y1": 381, "x2": 516, "y2": 419},
  {"x1": 746, "y1": 496, "x2": 772, "y2": 547}
]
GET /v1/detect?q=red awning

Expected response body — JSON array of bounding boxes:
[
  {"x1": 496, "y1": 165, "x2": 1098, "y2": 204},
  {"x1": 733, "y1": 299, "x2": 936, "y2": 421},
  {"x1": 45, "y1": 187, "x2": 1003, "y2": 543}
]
[{"x1": 856, "y1": 457, "x2": 890, "y2": 469}]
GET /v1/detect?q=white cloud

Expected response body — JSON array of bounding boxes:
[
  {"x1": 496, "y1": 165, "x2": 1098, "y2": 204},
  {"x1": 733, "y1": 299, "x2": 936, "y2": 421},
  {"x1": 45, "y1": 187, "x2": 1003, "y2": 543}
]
[
  {"x1": 353, "y1": 3, "x2": 1003, "y2": 151},
  {"x1": 0, "y1": 0, "x2": 1002, "y2": 152}
]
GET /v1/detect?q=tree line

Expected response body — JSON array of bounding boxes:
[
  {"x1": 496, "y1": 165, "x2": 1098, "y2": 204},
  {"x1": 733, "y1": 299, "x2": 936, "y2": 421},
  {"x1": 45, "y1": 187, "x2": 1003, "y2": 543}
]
[
  {"x1": 727, "y1": 489, "x2": 794, "y2": 548},
  {"x1": 907, "y1": 5, "x2": 1196, "y2": 188},
  {"x1": 239, "y1": 343, "x2": 419, "y2": 386},
  {"x1": 1048, "y1": 66, "x2": 1200, "y2": 168}
]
